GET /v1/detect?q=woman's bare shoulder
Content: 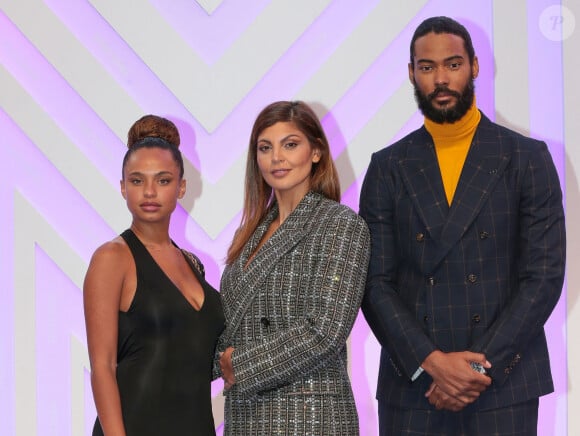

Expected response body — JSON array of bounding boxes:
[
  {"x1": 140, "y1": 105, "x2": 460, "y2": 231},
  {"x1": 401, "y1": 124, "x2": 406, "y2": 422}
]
[{"x1": 89, "y1": 236, "x2": 132, "y2": 268}]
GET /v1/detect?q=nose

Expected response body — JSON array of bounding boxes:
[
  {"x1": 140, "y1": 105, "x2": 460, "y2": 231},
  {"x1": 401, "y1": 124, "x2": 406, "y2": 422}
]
[
  {"x1": 434, "y1": 66, "x2": 449, "y2": 86},
  {"x1": 271, "y1": 145, "x2": 284, "y2": 163},
  {"x1": 143, "y1": 180, "x2": 156, "y2": 197}
]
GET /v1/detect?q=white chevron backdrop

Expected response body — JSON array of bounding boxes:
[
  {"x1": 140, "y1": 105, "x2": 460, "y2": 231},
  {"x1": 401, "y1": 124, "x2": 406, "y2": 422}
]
[{"x1": 0, "y1": 1, "x2": 576, "y2": 435}]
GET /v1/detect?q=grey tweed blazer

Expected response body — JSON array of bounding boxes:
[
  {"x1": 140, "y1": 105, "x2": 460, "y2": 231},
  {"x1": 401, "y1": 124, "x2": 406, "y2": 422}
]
[{"x1": 218, "y1": 191, "x2": 370, "y2": 436}]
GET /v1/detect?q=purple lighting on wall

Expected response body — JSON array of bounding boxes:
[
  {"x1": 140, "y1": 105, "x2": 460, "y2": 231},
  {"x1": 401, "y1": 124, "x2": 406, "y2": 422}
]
[{"x1": 0, "y1": 1, "x2": 567, "y2": 435}]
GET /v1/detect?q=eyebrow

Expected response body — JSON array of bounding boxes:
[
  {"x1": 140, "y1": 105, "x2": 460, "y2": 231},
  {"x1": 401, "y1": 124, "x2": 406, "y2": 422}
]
[
  {"x1": 257, "y1": 134, "x2": 302, "y2": 144},
  {"x1": 416, "y1": 55, "x2": 465, "y2": 64},
  {"x1": 127, "y1": 170, "x2": 175, "y2": 177}
]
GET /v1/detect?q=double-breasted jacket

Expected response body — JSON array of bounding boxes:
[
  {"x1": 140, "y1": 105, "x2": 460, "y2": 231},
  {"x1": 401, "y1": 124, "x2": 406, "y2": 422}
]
[
  {"x1": 359, "y1": 113, "x2": 566, "y2": 411},
  {"x1": 218, "y1": 191, "x2": 371, "y2": 435}
]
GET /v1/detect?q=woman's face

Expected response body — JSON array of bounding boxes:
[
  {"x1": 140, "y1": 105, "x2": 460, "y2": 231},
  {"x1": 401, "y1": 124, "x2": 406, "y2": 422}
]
[
  {"x1": 256, "y1": 121, "x2": 320, "y2": 200},
  {"x1": 121, "y1": 147, "x2": 185, "y2": 224}
]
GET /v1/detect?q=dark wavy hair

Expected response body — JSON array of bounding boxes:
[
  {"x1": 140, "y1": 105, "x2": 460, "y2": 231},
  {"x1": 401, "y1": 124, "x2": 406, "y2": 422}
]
[{"x1": 410, "y1": 16, "x2": 475, "y2": 65}]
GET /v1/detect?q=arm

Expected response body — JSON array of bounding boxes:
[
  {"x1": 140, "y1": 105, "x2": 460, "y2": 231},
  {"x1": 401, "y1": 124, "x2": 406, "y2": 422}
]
[
  {"x1": 471, "y1": 141, "x2": 566, "y2": 385},
  {"x1": 83, "y1": 241, "x2": 129, "y2": 436},
  {"x1": 227, "y1": 212, "x2": 370, "y2": 396},
  {"x1": 359, "y1": 153, "x2": 437, "y2": 377}
]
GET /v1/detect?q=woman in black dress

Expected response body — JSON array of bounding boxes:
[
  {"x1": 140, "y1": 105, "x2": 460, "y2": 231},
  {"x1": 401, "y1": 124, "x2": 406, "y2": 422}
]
[{"x1": 84, "y1": 115, "x2": 224, "y2": 435}]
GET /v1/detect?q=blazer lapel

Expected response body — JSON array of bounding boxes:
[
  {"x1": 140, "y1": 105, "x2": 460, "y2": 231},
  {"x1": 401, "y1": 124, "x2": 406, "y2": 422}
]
[
  {"x1": 433, "y1": 115, "x2": 511, "y2": 268},
  {"x1": 221, "y1": 192, "x2": 322, "y2": 341},
  {"x1": 398, "y1": 127, "x2": 449, "y2": 241}
]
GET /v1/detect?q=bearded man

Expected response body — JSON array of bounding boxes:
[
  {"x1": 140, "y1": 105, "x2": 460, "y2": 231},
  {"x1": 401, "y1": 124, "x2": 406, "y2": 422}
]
[{"x1": 359, "y1": 16, "x2": 566, "y2": 435}]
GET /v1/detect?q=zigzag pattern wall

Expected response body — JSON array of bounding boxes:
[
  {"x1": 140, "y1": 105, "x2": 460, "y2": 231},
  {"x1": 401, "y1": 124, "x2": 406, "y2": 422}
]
[{"x1": 0, "y1": 1, "x2": 568, "y2": 435}]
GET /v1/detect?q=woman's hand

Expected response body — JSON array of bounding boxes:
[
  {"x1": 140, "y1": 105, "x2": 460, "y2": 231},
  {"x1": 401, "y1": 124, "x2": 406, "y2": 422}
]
[{"x1": 219, "y1": 347, "x2": 236, "y2": 389}]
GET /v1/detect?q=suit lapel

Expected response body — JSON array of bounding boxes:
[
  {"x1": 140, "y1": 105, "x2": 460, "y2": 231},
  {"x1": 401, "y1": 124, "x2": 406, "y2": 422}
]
[
  {"x1": 398, "y1": 127, "x2": 449, "y2": 240},
  {"x1": 222, "y1": 192, "x2": 322, "y2": 341},
  {"x1": 433, "y1": 115, "x2": 511, "y2": 268}
]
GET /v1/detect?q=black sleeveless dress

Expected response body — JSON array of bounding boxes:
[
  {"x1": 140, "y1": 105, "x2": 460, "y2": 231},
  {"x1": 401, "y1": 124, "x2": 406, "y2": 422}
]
[{"x1": 92, "y1": 229, "x2": 224, "y2": 436}]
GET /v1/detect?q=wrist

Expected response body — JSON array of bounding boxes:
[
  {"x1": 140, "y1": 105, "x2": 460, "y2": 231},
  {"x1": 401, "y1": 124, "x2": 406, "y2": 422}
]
[{"x1": 421, "y1": 349, "x2": 443, "y2": 374}]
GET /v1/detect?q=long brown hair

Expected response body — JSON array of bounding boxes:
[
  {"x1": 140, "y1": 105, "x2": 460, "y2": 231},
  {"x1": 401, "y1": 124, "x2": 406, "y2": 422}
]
[{"x1": 226, "y1": 101, "x2": 340, "y2": 265}]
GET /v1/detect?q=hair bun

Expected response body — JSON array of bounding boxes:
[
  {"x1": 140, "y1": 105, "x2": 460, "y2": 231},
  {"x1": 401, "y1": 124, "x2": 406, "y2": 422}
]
[{"x1": 127, "y1": 115, "x2": 180, "y2": 148}]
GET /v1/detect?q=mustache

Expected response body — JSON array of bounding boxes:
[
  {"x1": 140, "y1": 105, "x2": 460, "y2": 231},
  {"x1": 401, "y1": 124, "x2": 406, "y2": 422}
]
[{"x1": 428, "y1": 86, "x2": 462, "y2": 101}]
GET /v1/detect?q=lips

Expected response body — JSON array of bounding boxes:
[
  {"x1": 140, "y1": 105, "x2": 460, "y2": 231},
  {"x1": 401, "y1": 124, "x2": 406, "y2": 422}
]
[
  {"x1": 271, "y1": 169, "x2": 290, "y2": 177},
  {"x1": 140, "y1": 202, "x2": 161, "y2": 212},
  {"x1": 430, "y1": 88, "x2": 460, "y2": 102}
]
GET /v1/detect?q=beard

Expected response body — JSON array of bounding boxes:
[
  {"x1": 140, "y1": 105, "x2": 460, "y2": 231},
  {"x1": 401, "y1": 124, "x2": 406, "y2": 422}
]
[{"x1": 414, "y1": 79, "x2": 475, "y2": 124}]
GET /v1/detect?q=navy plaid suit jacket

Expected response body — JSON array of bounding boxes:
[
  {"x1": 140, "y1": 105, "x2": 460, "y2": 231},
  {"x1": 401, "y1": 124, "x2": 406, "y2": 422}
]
[{"x1": 359, "y1": 113, "x2": 566, "y2": 411}]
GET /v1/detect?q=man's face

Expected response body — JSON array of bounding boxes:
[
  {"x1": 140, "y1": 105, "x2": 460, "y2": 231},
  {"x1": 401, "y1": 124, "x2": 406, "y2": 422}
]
[{"x1": 409, "y1": 32, "x2": 479, "y2": 124}]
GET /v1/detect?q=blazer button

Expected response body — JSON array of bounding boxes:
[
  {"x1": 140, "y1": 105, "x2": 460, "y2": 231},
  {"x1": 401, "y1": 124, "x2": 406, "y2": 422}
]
[
  {"x1": 479, "y1": 231, "x2": 490, "y2": 239},
  {"x1": 416, "y1": 232, "x2": 425, "y2": 242},
  {"x1": 260, "y1": 317, "x2": 270, "y2": 327},
  {"x1": 423, "y1": 315, "x2": 429, "y2": 323},
  {"x1": 467, "y1": 274, "x2": 477, "y2": 283},
  {"x1": 427, "y1": 276, "x2": 436, "y2": 286},
  {"x1": 472, "y1": 314, "x2": 481, "y2": 323}
]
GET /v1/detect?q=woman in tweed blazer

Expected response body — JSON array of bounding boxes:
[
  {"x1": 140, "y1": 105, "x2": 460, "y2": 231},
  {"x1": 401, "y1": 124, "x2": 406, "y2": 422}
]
[{"x1": 217, "y1": 101, "x2": 370, "y2": 435}]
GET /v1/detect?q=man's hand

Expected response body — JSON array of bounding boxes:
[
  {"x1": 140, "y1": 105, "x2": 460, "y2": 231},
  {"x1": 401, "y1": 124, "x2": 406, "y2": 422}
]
[
  {"x1": 422, "y1": 350, "x2": 492, "y2": 405},
  {"x1": 425, "y1": 383, "x2": 466, "y2": 412},
  {"x1": 219, "y1": 347, "x2": 236, "y2": 390}
]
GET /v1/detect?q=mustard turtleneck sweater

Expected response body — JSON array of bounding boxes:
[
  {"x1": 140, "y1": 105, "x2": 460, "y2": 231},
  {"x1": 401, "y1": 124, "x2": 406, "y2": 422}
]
[{"x1": 424, "y1": 100, "x2": 481, "y2": 205}]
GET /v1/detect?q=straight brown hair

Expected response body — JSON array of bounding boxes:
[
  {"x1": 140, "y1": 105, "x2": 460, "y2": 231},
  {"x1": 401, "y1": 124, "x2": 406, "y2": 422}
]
[{"x1": 226, "y1": 101, "x2": 340, "y2": 265}]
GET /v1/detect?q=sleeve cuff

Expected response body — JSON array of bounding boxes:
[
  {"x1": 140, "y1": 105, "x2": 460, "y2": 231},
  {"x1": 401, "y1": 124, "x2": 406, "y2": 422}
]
[{"x1": 411, "y1": 366, "x2": 424, "y2": 381}]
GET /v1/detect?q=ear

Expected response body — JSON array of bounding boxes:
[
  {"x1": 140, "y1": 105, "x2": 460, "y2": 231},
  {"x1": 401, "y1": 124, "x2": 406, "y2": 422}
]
[
  {"x1": 471, "y1": 56, "x2": 479, "y2": 79},
  {"x1": 312, "y1": 148, "x2": 322, "y2": 164},
  {"x1": 120, "y1": 179, "x2": 127, "y2": 199},
  {"x1": 408, "y1": 62, "x2": 415, "y2": 85},
  {"x1": 178, "y1": 179, "x2": 186, "y2": 199}
]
